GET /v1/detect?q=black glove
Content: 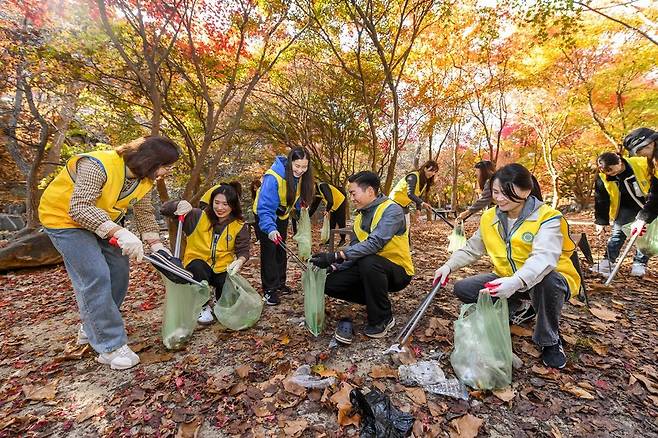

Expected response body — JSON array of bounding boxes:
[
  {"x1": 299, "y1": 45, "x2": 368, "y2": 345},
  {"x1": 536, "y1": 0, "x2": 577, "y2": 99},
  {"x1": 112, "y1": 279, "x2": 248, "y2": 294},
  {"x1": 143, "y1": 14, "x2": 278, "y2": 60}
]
[{"x1": 310, "y1": 252, "x2": 344, "y2": 269}]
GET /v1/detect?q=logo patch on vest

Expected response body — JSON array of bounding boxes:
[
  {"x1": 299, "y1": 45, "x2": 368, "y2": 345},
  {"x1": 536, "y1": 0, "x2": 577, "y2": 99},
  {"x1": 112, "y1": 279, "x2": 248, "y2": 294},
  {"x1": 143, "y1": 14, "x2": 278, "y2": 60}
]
[
  {"x1": 227, "y1": 235, "x2": 232, "y2": 242},
  {"x1": 521, "y1": 232, "x2": 534, "y2": 243}
]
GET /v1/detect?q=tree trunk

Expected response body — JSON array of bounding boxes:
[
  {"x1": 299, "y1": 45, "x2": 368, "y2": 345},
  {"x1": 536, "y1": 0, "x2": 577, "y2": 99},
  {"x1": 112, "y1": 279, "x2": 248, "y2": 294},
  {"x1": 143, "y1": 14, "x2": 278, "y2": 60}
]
[{"x1": 41, "y1": 83, "x2": 83, "y2": 178}]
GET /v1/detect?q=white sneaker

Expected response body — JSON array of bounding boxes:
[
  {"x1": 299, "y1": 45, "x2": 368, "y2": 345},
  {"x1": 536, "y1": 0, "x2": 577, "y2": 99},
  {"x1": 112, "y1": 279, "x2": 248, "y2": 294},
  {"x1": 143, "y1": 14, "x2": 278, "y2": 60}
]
[
  {"x1": 77, "y1": 324, "x2": 89, "y2": 345},
  {"x1": 97, "y1": 345, "x2": 140, "y2": 370},
  {"x1": 630, "y1": 263, "x2": 646, "y2": 277},
  {"x1": 197, "y1": 305, "x2": 214, "y2": 325},
  {"x1": 590, "y1": 259, "x2": 612, "y2": 275}
]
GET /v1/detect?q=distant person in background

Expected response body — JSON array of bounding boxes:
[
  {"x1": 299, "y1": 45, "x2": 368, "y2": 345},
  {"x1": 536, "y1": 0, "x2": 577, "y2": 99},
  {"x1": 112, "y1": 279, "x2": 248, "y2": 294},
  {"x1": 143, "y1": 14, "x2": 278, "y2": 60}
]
[
  {"x1": 309, "y1": 181, "x2": 348, "y2": 247},
  {"x1": 389, "y1": 160, "x2": 439, "y2": 229},
  {"x1": 456, "y1": 160, "x2": 496, "y2": 221}
]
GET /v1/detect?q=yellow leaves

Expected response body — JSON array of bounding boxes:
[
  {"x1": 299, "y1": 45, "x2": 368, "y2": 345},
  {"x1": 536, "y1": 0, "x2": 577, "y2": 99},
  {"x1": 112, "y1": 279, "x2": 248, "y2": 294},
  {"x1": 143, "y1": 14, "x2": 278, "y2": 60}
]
[{"x1": 330, "y1": 383, "x2": 360, "y2": 427}]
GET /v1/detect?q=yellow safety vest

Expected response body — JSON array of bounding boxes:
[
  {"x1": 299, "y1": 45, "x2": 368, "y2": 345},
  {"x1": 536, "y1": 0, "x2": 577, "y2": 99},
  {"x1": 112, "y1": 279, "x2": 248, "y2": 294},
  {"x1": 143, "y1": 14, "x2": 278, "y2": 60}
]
[
  {"x1": 200, "y1": 184, "x2": 219, "y2": 206},
  {"x1": 353, "y1": 199, "x2": 414, "y2": 276},
  {"x1": 252, "y1": 169, "x2": 301, "y2": 220},
  {"x1": 39, "y1": 150, "x2": 153, "y2": 229},
  {"x1": 319, "y1": 183, "x2": 346, "y2": 212},
  {"x1": 599, "y1": 157, "x2": 650, "y2": 221},
  {"x1": 480, "y1": 205, "x2": 580, "y2": 298},
  {"x1": 389, "y1": 171, "x2": 427, "y2": 208},
  {"x1": 183, "y1": 213, "x2": 245, "y2": 273}
]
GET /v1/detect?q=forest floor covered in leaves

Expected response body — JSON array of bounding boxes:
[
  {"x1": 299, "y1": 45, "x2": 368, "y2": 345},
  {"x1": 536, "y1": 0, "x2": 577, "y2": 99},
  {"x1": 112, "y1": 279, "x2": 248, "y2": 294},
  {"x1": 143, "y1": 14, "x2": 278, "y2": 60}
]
[{"x1": 1, "y1": 213, "x2": 658, "y2": 437}]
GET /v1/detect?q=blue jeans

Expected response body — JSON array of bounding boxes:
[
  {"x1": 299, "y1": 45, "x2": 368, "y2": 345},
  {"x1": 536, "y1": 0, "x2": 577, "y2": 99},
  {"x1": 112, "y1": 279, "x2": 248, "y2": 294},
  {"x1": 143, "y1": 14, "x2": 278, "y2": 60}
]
[
  {"x1": 607, "y1": 223, "x2": 649, "y2": 265},
  {"x1": 44, "y1": 227, "x2": 130, "y2": 353}
]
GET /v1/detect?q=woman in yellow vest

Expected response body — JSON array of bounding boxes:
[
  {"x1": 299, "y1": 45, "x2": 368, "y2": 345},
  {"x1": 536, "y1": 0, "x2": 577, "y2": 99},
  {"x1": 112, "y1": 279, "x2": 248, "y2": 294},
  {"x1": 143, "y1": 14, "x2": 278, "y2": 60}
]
[
  {"x1": 434, "y1": 163, "x2": 580, "y2": 369},
  {"x1": 161, "y1": 182, "x2": 250, "y2": 324},
  {"x1": 253, "y1": 147, "x2": 314, "y2": 306},
  {"x1": 592, "y1": 152, "x2": 650, "y2": 277},
  {"x1": 309, "y1": 181, "x2": 348, "y2": 246},
  {"x1": 39, "y1": 136, "x2": 180, "y2": 371},
  {"x1": 624, "y1": 128, "x2": 658, "y2": 239},
  {"x1": 310, "y1": 171, "x2": 413, "y2": 342},
  {"x1": 389, "y1": 160, "x2": 438, "y2": 227}
]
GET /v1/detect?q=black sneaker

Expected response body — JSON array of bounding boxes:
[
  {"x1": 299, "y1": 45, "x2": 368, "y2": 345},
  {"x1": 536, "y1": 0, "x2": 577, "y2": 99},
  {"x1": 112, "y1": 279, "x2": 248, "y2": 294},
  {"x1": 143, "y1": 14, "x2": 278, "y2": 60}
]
[
  {"x1": 264, "y1": 290, "x2": 280, "y2": 306},
  {"x1": 542, "y1": 340, "x2": 567, "y2": 369},
  {"x1": 278, "y1": 285, "x2": 293, "y2": 296},
  {"x1": 364, "y1": 317, "x2": 396, "y2": 339},
  {"x1": 334, "y1": 318, "x2": 354, "y2": 345},
  {"x1": 510, "y1": 300, "x2": 536, "y2": 325}
]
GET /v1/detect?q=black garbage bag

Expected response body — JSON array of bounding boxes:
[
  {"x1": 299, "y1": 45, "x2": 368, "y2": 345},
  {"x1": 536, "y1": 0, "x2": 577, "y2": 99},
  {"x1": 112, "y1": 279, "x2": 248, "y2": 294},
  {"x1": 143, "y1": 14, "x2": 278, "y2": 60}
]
[{"x1": 349, "y1": 388, "x2": 415, "y2": 438}]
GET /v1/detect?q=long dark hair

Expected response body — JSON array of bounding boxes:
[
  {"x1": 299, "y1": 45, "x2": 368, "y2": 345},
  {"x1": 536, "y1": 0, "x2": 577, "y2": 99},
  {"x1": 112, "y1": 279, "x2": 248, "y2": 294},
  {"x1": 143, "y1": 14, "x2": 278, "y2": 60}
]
[
  {"x1": 204, "y1": 182, "x2": 243, "y2": 229},
  {"x1": 250, "y1": 179, "x2": 261, "y2": 200},
  {"x1": 285, "y1": 147, "x2": 314, "y2": 207},
  {"x1": 475, "y1": 160, "x2": 496, "y2": 190},
  {"x1": 116, "y1": 136, "x2": 180, "y2": 179},
  {"x1": 417, "y1": 160, "x2": 438, "y2": 197},
  {"x1": 491, "y1": 163, "x2": 543, "y2": 202}
]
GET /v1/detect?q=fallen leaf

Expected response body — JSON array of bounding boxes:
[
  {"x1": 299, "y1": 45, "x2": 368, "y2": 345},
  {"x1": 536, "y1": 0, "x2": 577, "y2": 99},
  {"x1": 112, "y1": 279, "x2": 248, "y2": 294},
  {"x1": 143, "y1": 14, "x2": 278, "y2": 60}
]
[
  {"x1": 75, "y1": 404, "x2": 103, "y2": 423},
  {"x1": 369, "y1": 365, "x2": 398, "y2": 379},
  {"x1": 23, "y1": 380, "x2": 58, "y2": 401},
  {"x1": 140, "y1": 351, "x2": 174, "y2": 365},
  {"x1": 283, "y1": 419, "x2": 308, "y2": 437},
  {"x1": 427, "y1": 400, "x2": 447, "y2": 417},
  {"x1": 589, "y1": 305, "x2": 619, "y2": 321},
  {"x1": 633, "y1": 374, "x2": 658, "y2": 395},
  {"x1": 176, "y1": 416, "x2": 202, "y2": 438},
  {"x1": 492, "y1": 387, "x2": 516, "y2": 402},
  {"x1": 235, "y1": 364, "x2": 252, "y2": 379},
  {"x1": 562, "y1": 383, "x2": 595, "y2": 400},
  {"x1": 280, "y1": 335, "x2": 290, "y2": 345},
  {"x1": 561, "y1": 334, "x2": 577, "y2": 345},
  {"x1": 337, "y1": 405, "x2": 360, "y2": 427},
  {"x1": 590, "y1": 342, "x2": 608, "y2": 356},
  {"x1": 510, "y1": 325, "x2": 533, "y2": 337},
  {"x1": 449, "y1": 414, "x2": 483, "y2": 438},
  {"x1": 550, "y1": 424, "x2": 563, "y2": 438},
  {"x1": 405, "y1": 387, "x2": 426, "y2": 405},
  {"x1": 330, "y1": 382, "x2": 354, "y2": 408},
  {"x1": 519, "y1": 340, "x2": 541, "y2": 358},
  {"x1": 283, "y1": 378, "x2": 306, "y2": 397}
]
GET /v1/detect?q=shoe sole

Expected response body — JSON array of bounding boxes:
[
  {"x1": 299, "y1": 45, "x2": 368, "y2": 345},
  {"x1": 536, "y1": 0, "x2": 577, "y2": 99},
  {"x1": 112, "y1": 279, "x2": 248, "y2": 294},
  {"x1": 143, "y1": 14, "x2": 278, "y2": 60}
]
[
  {"x1": 542, "y1": 359, "x2": 566, "y2": 370},
  {"x1": 334, "y1": 334, "x2": 353, "y2": 345},
  {"x1": 197, "y1": 319, "x2": 215, "y2": 325},
  {"x1": 96, "y1": 356, "x2": 140, "y2": 370},
  {"x1": 265, "y1": 301, "x2": 279, "y2": 306},
  {"x1": 364, "y1": 317, "x2": 396, "y2": 339}
]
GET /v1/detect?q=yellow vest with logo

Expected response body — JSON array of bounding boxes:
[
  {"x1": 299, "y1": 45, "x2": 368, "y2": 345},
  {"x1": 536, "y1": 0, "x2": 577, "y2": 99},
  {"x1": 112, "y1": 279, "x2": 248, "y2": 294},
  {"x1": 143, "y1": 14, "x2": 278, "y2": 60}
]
[
  {"x1": 480, "y1": 205, "x2": 580, "y2": 298},
  {"x1": 183, "y1": 213, "x2": 244, "y2": 273},
  {"x1": 252, "y1": 169, "x2": 301, "y2": 220},
  {"x1": 319, "y1": 183, "x2": 346, "y2": 212},
  {"x1": 39, "y1": 150, "x2": 154, "y2": 229},
  {"x1": 599, "y1": 157, "x2": 650, "y2": 221},
  {"x1": 389, "y1": 171, "x2": 426, "y2": 208},
  {"x1": 353, "y1": 199, "x2": 414, "y2": 276}
]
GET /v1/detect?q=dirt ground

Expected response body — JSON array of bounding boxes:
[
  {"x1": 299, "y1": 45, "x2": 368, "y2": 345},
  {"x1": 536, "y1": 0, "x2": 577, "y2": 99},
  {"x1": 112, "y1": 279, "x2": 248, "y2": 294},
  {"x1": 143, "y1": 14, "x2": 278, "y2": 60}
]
[{"x1": 1, "y1": 213, "x2": 658, "y2": 437}]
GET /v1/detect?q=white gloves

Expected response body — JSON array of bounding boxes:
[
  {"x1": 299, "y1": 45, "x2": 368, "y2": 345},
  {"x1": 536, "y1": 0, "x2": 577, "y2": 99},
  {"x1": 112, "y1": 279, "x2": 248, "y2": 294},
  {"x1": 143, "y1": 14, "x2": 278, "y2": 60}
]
[
  {"x1": 480, "y1": 276, "x2": 524, "y2": 299},
  {"x1": 433, "y1": 265, "x2": 451, "y2": 286},
  {"x1": 151, "y1": 242, "x2": 171, "y2": 256},
  {"x1": 268, "y1": 230, "x2": 283, "y2": 244},
  {"x1": 631, "y1": 219, "x2": 647, "y2": 236},
  {"x1": 114, "y1": 228, "x2": 144, "y2": 261},
  {"x1": 174, "y1": 200, "x2": 193, "y2": 216},
  {"x1": 227, "y1": 258, "x2": 245, "y2": 275}
]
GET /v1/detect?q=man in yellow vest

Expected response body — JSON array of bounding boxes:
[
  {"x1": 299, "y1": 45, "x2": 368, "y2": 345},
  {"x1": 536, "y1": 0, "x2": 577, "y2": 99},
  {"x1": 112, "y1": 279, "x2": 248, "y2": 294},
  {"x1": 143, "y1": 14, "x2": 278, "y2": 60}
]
[
  {"x1": 592, "y1": 152, "x2": 651, "y2": 277},
  {"x1": 434, "y1": 164, "x2": 580, "y2": 369},
  {"x1": 310, "y1": 171, "x2": 414, "y2": 343}
]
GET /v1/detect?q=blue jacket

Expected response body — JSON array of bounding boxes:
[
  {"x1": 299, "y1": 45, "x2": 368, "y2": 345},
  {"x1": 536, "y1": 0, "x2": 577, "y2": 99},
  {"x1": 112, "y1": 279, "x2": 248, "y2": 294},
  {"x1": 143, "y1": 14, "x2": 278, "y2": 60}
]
[{"x1": 256, "y1": 156, "x2": 300, "y2": 234}]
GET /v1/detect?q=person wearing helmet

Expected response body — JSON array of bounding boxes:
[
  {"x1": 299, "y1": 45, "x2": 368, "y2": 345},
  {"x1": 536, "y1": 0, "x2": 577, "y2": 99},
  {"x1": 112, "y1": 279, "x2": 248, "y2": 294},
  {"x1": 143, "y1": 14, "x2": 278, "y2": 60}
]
[{"x1": 624, "y1": 128, "x2": 658, "y2": 238}]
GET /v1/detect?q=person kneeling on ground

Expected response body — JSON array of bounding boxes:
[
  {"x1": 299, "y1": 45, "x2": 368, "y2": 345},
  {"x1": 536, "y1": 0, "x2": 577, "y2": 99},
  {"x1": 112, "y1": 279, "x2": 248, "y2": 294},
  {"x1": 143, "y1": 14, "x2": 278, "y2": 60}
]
[
  {"x1": 161, "y1": 182, "x2": 250, "y2": 324},
  {"x1": 433, "y1": 163, "x2": 580, "y2": 369},
  {"x1": 310, "y1": 171, "x2": 414, "y2": 343}
]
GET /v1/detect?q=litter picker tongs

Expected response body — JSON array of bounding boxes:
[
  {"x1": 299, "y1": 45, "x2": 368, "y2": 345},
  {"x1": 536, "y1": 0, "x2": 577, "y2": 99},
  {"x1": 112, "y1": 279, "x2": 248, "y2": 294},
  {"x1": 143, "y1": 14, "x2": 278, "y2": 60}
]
[
  {"x1": 430, "y1": 207, "x2": 455, "y2": 229},
  {"x1": 277, "y1": 240, "x2": 309, "y2": 271},
  {"x1": 605, "y1": 231, "x2": 639, "y2": 286},
  {"x1": 384, "y1": 279, "x2": 444, "y2": 355}
]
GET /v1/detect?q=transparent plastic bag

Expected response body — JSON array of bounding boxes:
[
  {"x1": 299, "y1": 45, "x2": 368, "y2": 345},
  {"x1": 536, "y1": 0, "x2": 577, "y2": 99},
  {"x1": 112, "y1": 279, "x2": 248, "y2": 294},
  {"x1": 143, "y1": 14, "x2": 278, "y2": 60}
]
[
  {"x1": 303, "y1": 264, "x2": 327, "y2": 336},
  {"x1": 293, "y1": 207, "x2": 312, "y2": 259},
  {"x1": 320, "y1": 214, "x2": 331, "y2": 244},
  {"x1": 161, "y1": 274, "x2": 210, "y2": 350},
  {"x1": 450, "y1": 291, "x2": 512, "y2": 390},
  {"x1": 447, "y1": 222, "x2": 467, "y2": 252},
  {"x1": 622, "y1": 220, "x2": 658, "y2": 256},
  {"x1": 214, "y1": 272, "x2": 263, "y2": 331}
]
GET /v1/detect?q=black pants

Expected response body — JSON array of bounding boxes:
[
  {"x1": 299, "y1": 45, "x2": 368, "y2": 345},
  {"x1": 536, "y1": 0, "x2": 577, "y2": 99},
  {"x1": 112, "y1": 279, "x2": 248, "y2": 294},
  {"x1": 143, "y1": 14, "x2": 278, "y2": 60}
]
[
  {"x1": 325, "y1": 254, "x2": 412, "y2": 325},
  {"x1": 186, "y1": 259, "x2": 227, "y2": 301},
  {"x1": 255, "y1": 215, "x2": 289, "y2": 291}
]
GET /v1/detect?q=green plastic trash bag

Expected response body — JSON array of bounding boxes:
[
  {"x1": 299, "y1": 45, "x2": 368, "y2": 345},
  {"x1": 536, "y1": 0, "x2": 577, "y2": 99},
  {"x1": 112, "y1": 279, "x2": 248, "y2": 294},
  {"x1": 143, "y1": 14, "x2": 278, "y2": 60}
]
[
  {"x1": 450, "y1": 291, "x2": 513, "y2": 390},
  {"x1": 293, "y1": 207, "x2": 312, "y2": 259},
  {"x1": 320, "y1": 214, "x2": 331, "y2": 244},
  {"x1": 622, "y1": 220, "x2": 658, "y2": 256},
  {"x1": 447, "y1": 222, "x2": 467, "y2": 252},
  {"x1": 161, "y1": 274, "x2": 210, "y2": 350},
  {"x1": 214, "y1": 272, "x2": 263, "y2": 331},
  {"x1": 303, "y1": 263, "x2": 327, "y2": 336}
]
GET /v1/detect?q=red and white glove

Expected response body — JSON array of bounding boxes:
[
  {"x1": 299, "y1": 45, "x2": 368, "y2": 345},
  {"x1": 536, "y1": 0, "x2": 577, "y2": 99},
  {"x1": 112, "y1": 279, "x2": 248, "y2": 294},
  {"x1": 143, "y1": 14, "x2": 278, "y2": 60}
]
[
  {"x1": 631, "y1": 219, "x2": 647, "y2": 236},
  {"x1": 433, "y1": 265, "x2": 451, "y2": 286},
  {"x1": 268, "y1": 230, "x2": 283, "y2": 244},
  {"x1": 480, "y1": 276, "x2": 524, "y2": 299}
]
